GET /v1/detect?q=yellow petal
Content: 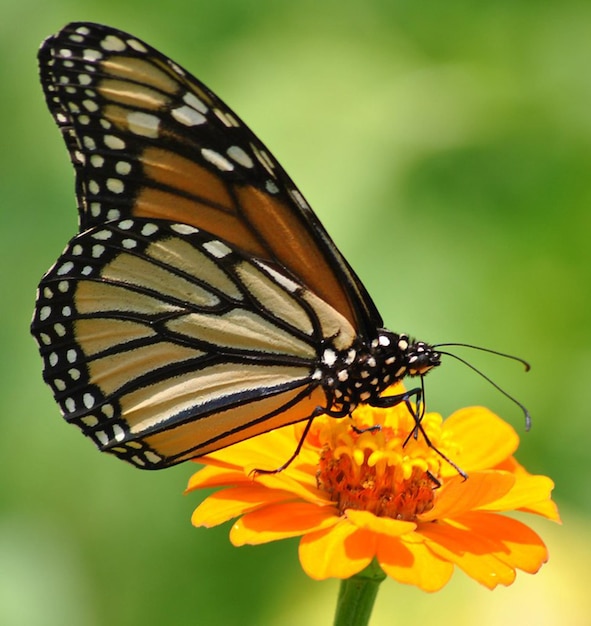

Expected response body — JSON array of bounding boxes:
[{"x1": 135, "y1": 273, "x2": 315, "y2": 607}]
[
  {"x1": 520, "y1": 499, "x2": 561, "y2": 521},
  {"x1": 199, "y1": 423, "x2": 299, "y2": 469},
  {"x1": 487, "y1": 460, "x2": 561, "y2": 521},
  {"x1": 420, "y1": 471, "x2": 515, "y2": 521},
  {"x1": 441, "y1": 407, "x2": 518, "y2": 475},
  {"x1": 345, "y1": 509, "x2": 416, "y2": 536},
  {"x1": 299, "y1": 520, "x2": 376, "y2": 580},
  {"x1": 230, "y1": 502, "x2": 339, "y2": 545},
  {"x1": 480, "y1": 473, "x2": 556, "y2": 514},
  {"x1": 377, "y1": 534, "x2": 453, "y2": 591}
]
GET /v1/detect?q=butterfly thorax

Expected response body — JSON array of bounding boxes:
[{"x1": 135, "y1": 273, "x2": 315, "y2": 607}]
[{"x1": 317, "y1": 331, "x2": 441, "y2": 414}]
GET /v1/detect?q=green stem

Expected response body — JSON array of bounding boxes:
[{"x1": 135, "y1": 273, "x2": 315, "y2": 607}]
[{"x1": 333, "y1": 560, "x2": 386, "y2": 626}]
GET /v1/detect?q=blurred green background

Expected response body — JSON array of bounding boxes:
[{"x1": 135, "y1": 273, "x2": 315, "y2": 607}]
[{"x1": 1, "y1": 1, "x2": 589, "y2": 624}]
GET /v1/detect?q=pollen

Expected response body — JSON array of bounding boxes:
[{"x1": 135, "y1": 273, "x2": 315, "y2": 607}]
[{"x1": 315, "y1": 418, "x2": 445, "y2": 521}]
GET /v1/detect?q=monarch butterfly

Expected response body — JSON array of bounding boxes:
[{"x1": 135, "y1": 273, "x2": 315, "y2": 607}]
[{"x1": 32, "y1": 22, "x2": 458, "y2": 470}]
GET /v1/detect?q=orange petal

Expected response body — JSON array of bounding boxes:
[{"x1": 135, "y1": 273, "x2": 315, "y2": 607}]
[
  {"x1": 299, "y1": 520, "x2": 376, "y2": 580},
  {"x1": 252, "y1": 471, "x2": 332, "y2": 506},
  {"x1": 453, "y1": 512, "x2": 548, "y2": 574},
  {"x1": 185, "y1": 465, "x2": 248, "y2": 491},
  {"x1": 345, "y1": 509, "x2": 416, "y2": 536},
  {"x1": 377, "y1": 533, "x2": 454, "y2": 591},
  {"x1": 420, "y1": 471, "x2": 515, "y2": 521},
  {"x1": 419, "y1": 519, "x2": 516, "y2": 588},
  {"x1": 230, "y1": 501, "x2": 339, "y2": 545},
  {"x1": 191, "y1": 484, "x2": 296, "y2": 527},
  {"x1": 442, "y1": 407, "x2": 518, "y2": 475}
]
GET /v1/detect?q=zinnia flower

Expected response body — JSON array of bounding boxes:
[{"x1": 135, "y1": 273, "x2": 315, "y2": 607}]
[{"x1": 187, "y1": 383, "x2": 559, "y2": 592}]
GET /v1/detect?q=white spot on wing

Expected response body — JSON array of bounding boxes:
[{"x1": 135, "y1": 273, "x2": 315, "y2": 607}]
[
  {"x1": 172, "y1": 105, "x2": 206, "y2": 126},
  {"x1": 101, "y1": 35, "x2": 126, "y2": 52},
  {"x1": 104, "y1": 135, "x2": 125, "y2": 150},
  {"x1": 113, "y1": 424, "x2": 126, "y2": 442},
  {"x1": 57, "y1": 262, "x2": 74, "y2": 275},
  {"x1": 83, "y1": 49, "x2": 102, "y2": 62},
  {"x1": 171, "y1": 224, "x2": 199, "y2": 235},
  {"x1": 203, "y1": 240, "x2": 232, "y2": 258},
  {"x1": 255, "y1": 261, "x2": 299, "y2": 293},
  {"x1": 83, "y1": 393, "x2": 95, "y2": 409},
  {"x1": 145, "y1": 451, "x2": 162, "y2": 464},
  {"x1": 265, "y1": 180, "x2": 279, "y2": 194},
  {"x1": 227, "y1": 146, "x2": 254, "y2": 168},
  {"x1": 201, "y1": 148, "x2": 234, "y2": 171},
  {"x1": 141, "y1": 223, "x2": 159, "y2": 236},
  {"x1": 127, "y1": 111, "x2": 160, "y2": 138},
  {"x1": 127, "y1": 39, "x2": 147, "y2": 52},
  {"x1": 115, "y1": 161, "x2": 132, "y2": 175},
  {"x1": 183, "y1": 92, "x2": 208, "y2": 113},
  {"x1": 106, "y1": 178, "x2": 124, "y2": 194}
]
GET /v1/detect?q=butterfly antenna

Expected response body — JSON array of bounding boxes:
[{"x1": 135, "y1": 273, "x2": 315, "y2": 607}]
[
  {"x1": 434, "y1": 343, "x2": 530, "y2": 371},
  {"x1": 434, "y1": 348, "x2": 532, "y2": 431}
]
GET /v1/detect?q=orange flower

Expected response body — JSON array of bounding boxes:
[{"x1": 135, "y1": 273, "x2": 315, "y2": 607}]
[{"x1": 187, "y1": 384, "x2": 559, "y2": 591}]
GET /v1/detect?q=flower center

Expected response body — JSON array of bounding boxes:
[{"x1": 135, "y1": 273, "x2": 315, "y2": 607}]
[
  {"x1": 317, "y1": 443, "x2": 435, "y2": 520},
  {"x1": 313, "y1": 416, "x2": 448, "y2": 521}
]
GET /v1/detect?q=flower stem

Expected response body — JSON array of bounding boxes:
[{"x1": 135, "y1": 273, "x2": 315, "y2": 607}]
[{"x1": 333, "y1": 560, "x2": 386, "y2": 626}]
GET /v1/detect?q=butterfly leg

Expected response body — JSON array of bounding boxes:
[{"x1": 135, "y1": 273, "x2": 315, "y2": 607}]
[
  {"x1": 323, "y1": 402, "x2": 381, "y2": 435},
  {"x1": 371, "y1": 388, "x2": 468, "y2": 479},
  {"x1": 251, "y1": 404, "x2": 330, "y2": 476}
]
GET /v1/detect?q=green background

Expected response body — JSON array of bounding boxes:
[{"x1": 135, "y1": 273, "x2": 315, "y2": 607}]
[{"x1": 2, "y1": 1, "x2": 589, "y2": 624}]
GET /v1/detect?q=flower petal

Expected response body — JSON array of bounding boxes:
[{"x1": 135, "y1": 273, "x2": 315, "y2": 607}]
[
  {"x1": 419, "y1": 510, "x2": 549, "y2": 588},
  {"x1": 520, "y1": 499, "x2": 561, "y2": 521},
  {"x1": 420, "y1": 471, "x2": 515, "y2": 521},
  {"x1": 252, "y1": 471, "x2": 332, "y2": 506},
  {"x1": 299, "y1": 520, "x2": 376, "y2": 579},
  {"x1": 481, "y1": 473, "x2": 557, "y2": 516},
  {"x1": 377, "y1": 533, "x2": 454, "y2": 592},
  {"x1": 186, "y1": 464, "x2": 248, "y2": 491},
  {"x1": 230, "y1": 502, "x2": 339, "y2": 545},
  {"x1": 453, "y1": 512, "x2": 549, "y2": 574},
  {"x1": 419, "y1": 518, "x2": 517, "y2": 588},
  {"x1": 198, "y1": 423, "x2": 299, "y2": 470},
  {"x1": 442, "y1": 407, "x2": 518, "y2": 475},
  {"x1": 345, "y1": 509, "x2": 416, "y2": 536},
  {"x1": 191, "y1": 484, "x2": 297, "y2": 527}
]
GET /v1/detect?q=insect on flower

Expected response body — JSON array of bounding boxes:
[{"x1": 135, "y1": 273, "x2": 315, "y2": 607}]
[{"x1": 32, "y1": 22, "x2": 528, "y2": 472}]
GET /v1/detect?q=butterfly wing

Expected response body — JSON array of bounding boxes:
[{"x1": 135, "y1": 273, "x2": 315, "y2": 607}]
[
  {"x1": 38, "y1": 22, "x2": 382, "y2": 335},
  {"x1": 32, "y1": 217, "x2": 357, "y2": 468},
  {"x1": 33, "y1": 22, "x2": 383, "y2": 468}
]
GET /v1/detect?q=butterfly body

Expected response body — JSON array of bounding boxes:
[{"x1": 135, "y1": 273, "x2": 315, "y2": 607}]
[{"x1": 32, "y1": 23, "x2": 440, "y2": 469}]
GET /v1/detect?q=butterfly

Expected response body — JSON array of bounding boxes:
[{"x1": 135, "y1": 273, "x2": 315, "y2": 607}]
[{"x1": 31, "y1": 22, "x2": 444, "y2": 470}]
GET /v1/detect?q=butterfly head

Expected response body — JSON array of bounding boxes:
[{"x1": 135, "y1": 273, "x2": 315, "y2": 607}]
[{"x1": 397, "y1": 335, "x2": 441, "y2": 377}]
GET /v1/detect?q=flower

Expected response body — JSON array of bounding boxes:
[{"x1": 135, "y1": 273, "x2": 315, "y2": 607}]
[{"x1": 186, "y1": 383, "x2": 559, "y2": 591}]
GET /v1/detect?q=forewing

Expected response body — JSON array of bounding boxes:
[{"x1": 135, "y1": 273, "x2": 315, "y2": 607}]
[{"x1": 38, "y1": 22, "x2": 382, "y2": 335}]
